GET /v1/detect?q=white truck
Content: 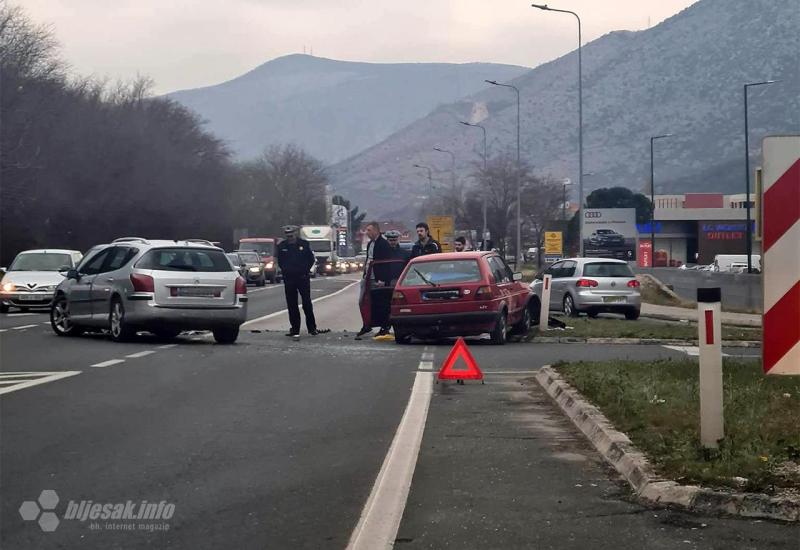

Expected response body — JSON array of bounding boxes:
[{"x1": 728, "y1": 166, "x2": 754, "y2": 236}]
[
  {"x1": 712, "y1": 254, "x2": 761, "y2": 273},
  {"x1": 300, "y1": 225, "x2": 337, "y2": 275}
]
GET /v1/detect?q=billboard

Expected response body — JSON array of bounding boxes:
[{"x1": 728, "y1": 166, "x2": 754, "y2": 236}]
[
  {"x1": 544, "y1": 231, "x2": 563, "y2": 255},
  {"x1": 331, "y1": 205, "x2": 348, "y2": 228},
  {"x1": 427, "y1": 215, "x2": 454, "y2": 252},
  {"x1": 582, "y1": 208, "x2": 637, "y2": 260}
]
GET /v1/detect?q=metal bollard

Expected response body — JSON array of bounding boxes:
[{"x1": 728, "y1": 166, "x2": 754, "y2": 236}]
[{"x1": 697, "y1": 287, "x2": 724, "y2": 448}]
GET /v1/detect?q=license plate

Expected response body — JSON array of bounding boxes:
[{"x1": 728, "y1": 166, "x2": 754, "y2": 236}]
[
  {"x1": 603, "y1": 296, "x2": 626, "y2": 303},
  {"x1": 175, "y1": 287, "x2": 214, "y2": 297},
  {"x1": 17, "y1": 294, "x2": 44, "y2": 301}
]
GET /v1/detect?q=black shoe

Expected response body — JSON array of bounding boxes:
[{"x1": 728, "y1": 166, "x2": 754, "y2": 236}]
[
  {"x1": 285, "y1": 332, "x2": 299, "y2": 337},
  {"x1": 356, "y1": 327, "x2": 372, "y2": 337},
  {"x1": 309, "y1": 329, "x2": 319, "y2": 336},
  {"x1": 376, "y1": 328, "x2": 390, "y2": 336}
]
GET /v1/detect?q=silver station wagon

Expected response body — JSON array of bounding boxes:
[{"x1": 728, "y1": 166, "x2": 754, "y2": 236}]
[
  {"x1": 51, "y1": 238, "x2": 248, "y2": 343},
  {"x1": 530, "y1": 258, "x2": 641, "y2": 320}
]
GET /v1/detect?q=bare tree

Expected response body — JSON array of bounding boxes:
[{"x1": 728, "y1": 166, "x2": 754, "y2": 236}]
[{"x1": 520, "y1": 176, "x2": 563, "y2": 266}]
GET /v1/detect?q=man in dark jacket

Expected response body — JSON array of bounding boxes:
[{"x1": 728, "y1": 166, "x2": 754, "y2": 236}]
[
  {"x1": 356, "y1": 222, "x2": 393, "y2": 339},
  {"x1": 277, "y1": 225, "x2": 318, "y2": 339},
  {"x1": 411, "y1": 222, "x2": 441, "y2": 257}
]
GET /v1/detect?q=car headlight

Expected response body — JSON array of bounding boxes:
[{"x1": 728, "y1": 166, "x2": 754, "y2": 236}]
[
  {"x1": 249, "y1": 267, "x2": 260, "y2": 272},
  {"x1": 2, "y1": 282, "x2": 14, "y2": 292},
  {"x1": 265, "y1": 262, "x2": 274, "y2": 269},
  {"x1": 325, "y1": 264, "x2": 332, "y2": 270}
]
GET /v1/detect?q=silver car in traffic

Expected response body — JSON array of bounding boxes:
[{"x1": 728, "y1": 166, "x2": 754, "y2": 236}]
[
  {"x1": 51, "y1": 238, "x2": 248, "y2": 343},
  {"x1": 530, "y1": 258, "x2": 641, "y2": 320},
  {"x1": 1, "y1": 249, "x2": 83, "y2": 312}
]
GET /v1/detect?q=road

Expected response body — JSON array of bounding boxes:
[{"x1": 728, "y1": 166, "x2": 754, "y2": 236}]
[{"x1": 1, "y1": 275, "x2": 796, "y2": 549}]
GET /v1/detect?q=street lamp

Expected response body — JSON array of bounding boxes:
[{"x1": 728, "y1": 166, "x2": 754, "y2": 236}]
[
  {"x1": 485, "y1": 80, "x2": 521, "y2": 264},
  {"x1": 412, "y1": 163, "x2": 434, "y2": 196},
  {"x1": 744, "y1": 79, "x2": 779, "y2": 273},
  {"x1": 460, "y1": 121, "x2": 489, "y2": 244},
  {"x1": 531, "y1": 3, "x2": 583, "y2": 257},
  {"x1": 432, "y1": 147, "x2": 458, "y2": 220},
  {"x1": 650, "y1": 134, "x2": 673, "y2": 266}
]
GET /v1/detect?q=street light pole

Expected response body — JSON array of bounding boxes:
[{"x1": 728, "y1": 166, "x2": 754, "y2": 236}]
[
  {"x1": 460, "y1": 121, "x2": 488, "y2": 245},
  {"x1": 433, "y1": 147, "x2": 457, "y2": 219},
  {"x1": 743, "y1": 80, "x2": 778, "y2": 273},
  {"x1": 650, "y1": 134, "x2": 673, "y2": 267},
  {"x1": 531, "y1": 4, "x2": 583, "y2": 257},
  {"x1": 412, "y1": 163, "x2": 433, "y2": 196},
  {"x1": 485, "y1": 80, "x2": 521, "y2": 264}
]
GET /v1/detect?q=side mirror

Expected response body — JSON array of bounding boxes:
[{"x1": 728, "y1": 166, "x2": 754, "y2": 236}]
[
  {"x1": 65, "y1": 268, "x2": 80, "y2": 280},
  {"x1": 513, "y1": 272, "x2": 523, "y2": 282}
]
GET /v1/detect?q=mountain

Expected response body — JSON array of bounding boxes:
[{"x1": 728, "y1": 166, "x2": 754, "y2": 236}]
[
  {"x1": 167, "y1": 55, "x2": 529, "y2": 163},
  {"x1": 329, "y1": 0, "x2": 800, "y2": 221}
]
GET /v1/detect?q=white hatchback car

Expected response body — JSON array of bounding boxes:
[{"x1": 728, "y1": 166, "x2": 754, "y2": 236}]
[{"x1": 1, "y1": 249, "x2": 83, "y2": 312}]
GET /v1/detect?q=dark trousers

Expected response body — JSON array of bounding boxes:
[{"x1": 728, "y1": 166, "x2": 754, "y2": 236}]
[{"x1": 284, "y1": 275, "x2": 316, "y2": 333}]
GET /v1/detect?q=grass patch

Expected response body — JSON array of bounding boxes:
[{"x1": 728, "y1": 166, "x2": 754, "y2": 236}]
[
  {"x1": 554, "y1": 359, "x2": 800, "y2": 493},
  {"x1": 539, "y1": 316, "x2": 761, "y2": 341}
]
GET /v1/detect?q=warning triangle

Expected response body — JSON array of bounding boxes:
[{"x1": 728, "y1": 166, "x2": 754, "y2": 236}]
[{"x1": 437, "y1": 337, "x2": 483, "y2": 380}]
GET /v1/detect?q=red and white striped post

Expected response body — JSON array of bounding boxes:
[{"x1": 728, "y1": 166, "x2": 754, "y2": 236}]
[
  {"x1": 698, "y1": 287, "x2": 724, "y2": 448},
  {"x1": 539, "y1": 274, "x2": 552, "y2": 331},
  {"x1": 762, "y1": 136, "x2": 800, "y2": 375}
]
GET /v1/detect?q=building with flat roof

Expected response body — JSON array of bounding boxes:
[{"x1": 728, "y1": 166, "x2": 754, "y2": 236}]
[{"x1": 638, "y1": 192, "x2": 757, "y2": 266}]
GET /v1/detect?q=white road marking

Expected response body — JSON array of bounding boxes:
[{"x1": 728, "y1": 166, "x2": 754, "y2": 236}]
[
  {"x1": 248, "y1": 284, "x2": 284, "y2": 294},
  {"x1": 91, "y1": 359, "x2": 126, "y2": 368},
  {"x1": 125, "y1": 350, "x2": 155, "y2": 359},
  {"x1": 418, "y1": 361, "x2": 433, "y2": 370},
  {"x1": 6, "y1": 313, "x2": 36, "y2": 317},
  {"x1": 12, "y1": 324, "x2": 38, "y2": 330},
  {"x1": 157, "y1": 344, "x2": 177, "y2": 349},
  {"x1": 242, "y1": 280, "x2": 360, "y2": 327},
  {"x1": 0, "y1": 371, "x2": 81, "y2": 396},
  {"x1": 0, "y1": 329, "x2": 7, "y2": 333},
  {"x1": 346, "y1": 363, "x2": 433, "y2": 550},
  {"x1": 662, "y1": 345, "x2": 730, "y2": 357}
]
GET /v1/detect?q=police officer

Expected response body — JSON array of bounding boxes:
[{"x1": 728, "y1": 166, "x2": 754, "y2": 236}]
[
  {"x1": 411, "y1": 222, "x2": 441, "y2": 258},
  {"x1": 277, "y1": 225, "x2": 319, "y2": 339},
  {"x1": 385, "y1": 230, "x2": 410, "y2": 282}
]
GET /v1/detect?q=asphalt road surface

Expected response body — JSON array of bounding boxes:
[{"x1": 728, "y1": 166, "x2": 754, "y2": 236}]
[{"x1": 1, "y1": 276, "x2": 796, "y2": 549}]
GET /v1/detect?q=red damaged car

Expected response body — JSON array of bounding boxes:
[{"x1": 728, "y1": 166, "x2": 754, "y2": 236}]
[{"x1": 390, "y1": 251, "x2": 533, "y2": 344}]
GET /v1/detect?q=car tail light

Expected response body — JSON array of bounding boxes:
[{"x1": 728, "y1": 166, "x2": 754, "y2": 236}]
[
  {"x1": 627, "y1": 279, "x2": 641, "y2": 288},
  {"x1": 475, "y1": 286, "x2": 492, "y2": 299},
  {"x1": 235, "y1": 276, "x2": 247, "y2": 295},
  {"x1": 130, "y1": 273, "x2": 154, "y2": 292},
  {"x1": 576, "y1": 279, "x2": 598, "y2": 288},
  {"x1": 392, "y1": 290, "x2": 406, "y2": 304}
]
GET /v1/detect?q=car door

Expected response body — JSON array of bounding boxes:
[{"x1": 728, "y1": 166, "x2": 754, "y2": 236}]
[
  {"x1": 547, "y1": 261, "x2": 564, "y2": 308},
  {"x1": 497, "y1": 256, "x2": 525, "y2": 321},
  {"x1": 551, "y1": 260, "x2": 578, "y2": 309},
  {"x1": 69, "y1": 248, "x2": 111, "y2": 321},
  {"x1": 487, "y1": 256, "x2": 514, "y2": 316},
  {"x1": 90, "y1": 246, "x2": 137, "y2": 322}
]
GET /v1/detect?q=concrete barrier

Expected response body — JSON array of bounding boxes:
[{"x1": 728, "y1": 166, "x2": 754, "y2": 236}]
[{"x1": 634, "y1": 267, "x2": 762, "y2": 312}]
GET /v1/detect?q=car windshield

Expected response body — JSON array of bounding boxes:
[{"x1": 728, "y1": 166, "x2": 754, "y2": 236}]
[
  {"x1": 309, "y1": 241, "x2": 332, "y2": 252},
  {"x1": 137, "y1": 248, "x2": 232, "y2": 272},
  {"x1": 239, "y1": 242, "x2": 274, "y2": 256},
  {"x1": 226, "y1": 253, "x2": 241, "y2": 264},
  {"x1": 8, "y1": 253, "x2": 71, "y2": 271},
  {"x1": 400, "y1": 259, "x2": 481, "y2": 285},
  {"x1": 238, "y1": 252, "x2": 261, "y2": 263},
  {"x1": 582, "y1": 262, "x2": 634, "y2": 278}
]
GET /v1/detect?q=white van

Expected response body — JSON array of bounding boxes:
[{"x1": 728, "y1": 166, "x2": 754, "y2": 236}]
[{"x1": 713, "y1": 254, "x2": 760, "y2": 273}]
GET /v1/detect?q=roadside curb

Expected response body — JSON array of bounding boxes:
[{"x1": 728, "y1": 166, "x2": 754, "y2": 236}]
[
  {"x1": 535, "y1": 366, "x2": 799, "y2": 523},
  {"x1": 640, "y1": 312, "x2": 761, "y2": 328},
  {"x1": 530, "y1": 336, "x2": 760, "y2": 347}
]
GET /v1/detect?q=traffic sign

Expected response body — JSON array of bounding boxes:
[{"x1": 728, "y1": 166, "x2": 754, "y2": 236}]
[
  {"x1": 761, "y1": 136, "x2": 800, "y2": 375},
  {"x1": 544, "y1": 231, "x2": 563, "y2": 255},
  {"x1": 437, "y1": 337, "x2": 483, "y2": 381},
  {"x1": 426, "y1": 215, "x2": 454, "y2": 252}
]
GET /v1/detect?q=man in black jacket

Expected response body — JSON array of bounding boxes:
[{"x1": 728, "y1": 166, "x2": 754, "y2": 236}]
[
  {"x1": 356, "y1": 222, "x2": 393, "y2": 338},
  {"x1": 411, "y1": 222, "x2": 441, "y2": 257},
  {"x1": 277, "y1": 225, "x2": 318, "y2": 339}
]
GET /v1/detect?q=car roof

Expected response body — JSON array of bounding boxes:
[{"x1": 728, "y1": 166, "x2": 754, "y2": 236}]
[
  {"x1": 17, "y1": 249, "x2": 81, "y2": 255},
  {"x1": 410, "y1": 251, "x2": 493, "y2": 262},
  {"x1": 559, "y1": 257, "x2": 628, "y2": 264},
  {"x1": 239, "y1": 238, "x2": 275, "y2": 242}
]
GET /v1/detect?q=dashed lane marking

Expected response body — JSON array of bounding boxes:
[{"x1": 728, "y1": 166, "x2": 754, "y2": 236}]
[
  {"x1": 125, "y1": 350, "x2": 156, "y2": 359},
  {"x1": 12, "y1": 324, "x2": 38, "y2": 330},
  {"x1": 157, "y1": 344, "x2": 177, "y2": 350},
  {"x1": 91, "y1": 359, "x2": 126, "y2": 368},
  {"x1": 0, "y1": 371, "x2": 82, "y2": 396}
]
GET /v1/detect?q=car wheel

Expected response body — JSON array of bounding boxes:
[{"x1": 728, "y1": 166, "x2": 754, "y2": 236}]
[
  {"x1": 512, "y1": 305, "x2": 531, "y2": 335},
  {"x1": 213, "y1": 326, "x2": 239, "y2": 344},
  {"x1": 563, "y1": 294, "x2": 579, "y2": 318},
  {"x1": 490, "y1": 310, "x2": 507, "y2": 345},
  {"x1": 394, "y1": 328, "x2": 411, "y2": 345},
  {"x1": 109, "y1": 298, "x2": 136, "y2": 342},
  {"x1": 0, "y1": 303, "x2": 8, "y2": 314},
  {"x1": 625, "y1": 309, "x2": 640, "y2": 320},
  {"x1": 529, "y1": 298, "x2": 541, "y2": 326},
  {"x1": 50, "y1": 295, "x2": 82, "y2": 337}
]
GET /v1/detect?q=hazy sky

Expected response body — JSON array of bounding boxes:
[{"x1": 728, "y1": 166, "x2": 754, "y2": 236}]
[{"x1": 23, "y1": 1, "x2": 698, "y2": 94}]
